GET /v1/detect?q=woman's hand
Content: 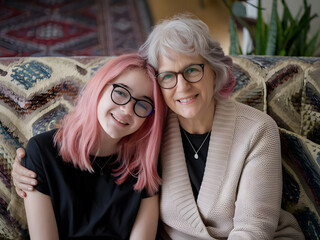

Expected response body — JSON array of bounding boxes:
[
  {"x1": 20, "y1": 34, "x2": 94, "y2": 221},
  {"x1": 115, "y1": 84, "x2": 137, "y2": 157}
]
[{"x1": 11, "y1": 148, "x2": 38, "y2": 198}]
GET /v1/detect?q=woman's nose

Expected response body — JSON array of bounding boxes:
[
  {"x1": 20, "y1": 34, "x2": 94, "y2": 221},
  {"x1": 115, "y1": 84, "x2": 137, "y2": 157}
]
[{"x1": 176, "y1": 73, "x2": 190, "y2": 90}]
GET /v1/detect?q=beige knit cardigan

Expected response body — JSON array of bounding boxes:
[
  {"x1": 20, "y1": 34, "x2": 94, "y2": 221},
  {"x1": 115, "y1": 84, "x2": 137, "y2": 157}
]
[{"x1": 159, "y1": 99, "x2": 304, "y2": 240}]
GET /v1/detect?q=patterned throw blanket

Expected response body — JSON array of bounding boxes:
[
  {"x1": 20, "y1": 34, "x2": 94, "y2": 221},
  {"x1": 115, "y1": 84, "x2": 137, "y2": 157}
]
[{"x1": 0, "y1": 56, "x2": 319, "y2": 239}]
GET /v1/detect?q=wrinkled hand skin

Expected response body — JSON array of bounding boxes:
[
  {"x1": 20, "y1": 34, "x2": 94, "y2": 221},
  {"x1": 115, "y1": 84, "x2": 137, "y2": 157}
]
[{"x1": 12, "y1": 148, "x2": 37, "y2": 198}]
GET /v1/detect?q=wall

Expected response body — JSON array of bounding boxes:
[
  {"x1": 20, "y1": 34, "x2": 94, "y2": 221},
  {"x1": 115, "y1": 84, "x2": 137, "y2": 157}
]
[
  {"x1": 244, "y1": 0, "x2": 320, "y2": 56},
  {"x1": 146, "y1": 0, "x2": 231, "y2": 54}
]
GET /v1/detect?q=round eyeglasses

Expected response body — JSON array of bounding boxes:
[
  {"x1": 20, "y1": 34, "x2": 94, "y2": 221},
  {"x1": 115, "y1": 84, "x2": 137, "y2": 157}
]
[
  {"x1": 156, "y1": 64, "x2": 205, "y2": 89},
  {"x1": 109, "y1": 83, "x2": 154, "y2": 118}
]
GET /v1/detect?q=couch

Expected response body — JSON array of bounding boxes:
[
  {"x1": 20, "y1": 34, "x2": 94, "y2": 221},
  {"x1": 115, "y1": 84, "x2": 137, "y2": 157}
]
[{"x1": 0, "y1": 56, "x2": 319, "y2": 239}]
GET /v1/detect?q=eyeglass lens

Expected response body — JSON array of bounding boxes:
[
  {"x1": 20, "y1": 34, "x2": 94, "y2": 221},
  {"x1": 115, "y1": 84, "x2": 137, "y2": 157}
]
[
  {"x1": 111, "y1": 85, "x2": 153, "y2": 118},
  {"x1": 157, "y1": 64, "x2": 204, "y2": 89}
]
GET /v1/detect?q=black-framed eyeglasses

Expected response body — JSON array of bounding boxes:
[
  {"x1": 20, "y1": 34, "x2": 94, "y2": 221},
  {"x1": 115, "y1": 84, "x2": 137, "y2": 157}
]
[
  {"x1": 109, "y1": 83, "x2": 154, "y2": 118},
  {"x1": 156, "y1": 64, "x2": 205, "y2": 89}
]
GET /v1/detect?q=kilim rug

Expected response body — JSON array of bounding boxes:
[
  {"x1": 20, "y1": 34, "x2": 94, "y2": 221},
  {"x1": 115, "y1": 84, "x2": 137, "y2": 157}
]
[{"x1": 0, "y1": 0, "x2": 153, "y2": 57}]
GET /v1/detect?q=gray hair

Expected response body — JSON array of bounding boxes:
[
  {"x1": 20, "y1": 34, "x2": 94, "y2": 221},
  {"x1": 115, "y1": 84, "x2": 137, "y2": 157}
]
[{"x1": 139, "y1": 13, "x2": 235, "y2": 98}]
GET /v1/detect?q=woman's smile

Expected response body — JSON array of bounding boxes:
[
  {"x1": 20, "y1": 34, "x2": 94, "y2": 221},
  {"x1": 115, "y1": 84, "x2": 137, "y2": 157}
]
[{"x1": 177, "y1": 94, "x2": 198, "y2": 104}]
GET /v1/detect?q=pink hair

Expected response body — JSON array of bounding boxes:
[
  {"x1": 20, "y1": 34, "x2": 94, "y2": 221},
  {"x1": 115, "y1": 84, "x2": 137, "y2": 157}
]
[{"x1": 54, "y1": 53, "x2": 167, "y2": 195}]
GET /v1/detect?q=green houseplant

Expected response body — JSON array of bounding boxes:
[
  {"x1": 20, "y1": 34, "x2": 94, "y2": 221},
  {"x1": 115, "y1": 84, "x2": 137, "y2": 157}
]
[{"x1": 222, "y1": 0, "x2": 320, "y2": 56}]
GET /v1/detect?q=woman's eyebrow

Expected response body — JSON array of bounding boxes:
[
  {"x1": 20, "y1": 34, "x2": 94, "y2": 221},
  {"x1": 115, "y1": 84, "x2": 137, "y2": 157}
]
[{"x1": 159, "y1": 63, "x2": 198, "y2": 73}]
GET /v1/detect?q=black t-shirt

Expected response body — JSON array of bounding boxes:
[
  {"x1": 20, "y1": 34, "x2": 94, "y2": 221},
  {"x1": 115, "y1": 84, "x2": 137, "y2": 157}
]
[
  {"x1": 180, "y1": 127, "x2": 211, "y2": 200},
  {"x1": 22, "y1": 129, "x2": 148, "y2": 240}
]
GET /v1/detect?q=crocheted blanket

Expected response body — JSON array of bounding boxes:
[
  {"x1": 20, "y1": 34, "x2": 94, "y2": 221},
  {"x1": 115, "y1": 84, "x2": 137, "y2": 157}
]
[{"x1": 0, "y1": 56, "x2": 319, "y2": 239}]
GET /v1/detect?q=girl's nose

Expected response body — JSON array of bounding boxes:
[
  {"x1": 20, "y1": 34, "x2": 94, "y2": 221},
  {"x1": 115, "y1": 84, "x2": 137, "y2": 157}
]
[{"x1": 120, "y1": 100, "x2": 135, "y2": 116}]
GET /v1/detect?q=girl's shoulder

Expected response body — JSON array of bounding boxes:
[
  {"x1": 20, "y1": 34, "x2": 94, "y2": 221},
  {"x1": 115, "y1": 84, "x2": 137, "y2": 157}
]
[
  {"x1": 26, "y1": 129, "x2": 59, "y2": 156},
  {"x1": 29, "y1": 129, "x2": 57, "y2": 144}
]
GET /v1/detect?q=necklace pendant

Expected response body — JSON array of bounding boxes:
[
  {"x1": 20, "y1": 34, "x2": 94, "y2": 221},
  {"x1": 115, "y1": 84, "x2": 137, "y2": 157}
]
[
  {"x1": 100, "y1": 169, "x2": 103, "y2": 175},
  {"x1": 182, "y1": 129, "x2": 211, "y2": 161}
]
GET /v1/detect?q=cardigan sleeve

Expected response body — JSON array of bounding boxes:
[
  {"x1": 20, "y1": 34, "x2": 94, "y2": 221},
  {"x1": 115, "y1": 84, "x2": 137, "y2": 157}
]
[{"x1": 228, "y1": 115, "x2": 282, "y2": 240}]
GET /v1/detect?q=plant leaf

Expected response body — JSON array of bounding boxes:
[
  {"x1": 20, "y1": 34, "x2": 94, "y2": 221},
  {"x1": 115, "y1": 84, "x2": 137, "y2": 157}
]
[
  {"x1": 305, "y1": 28, "x2": 320, "y2": 56},
  {"x1": 266, "y1": 0, "x2": 278, "y2": 55},
  {"x1": 229, "y1": 14, "x2": 239, "y2": 55},
  {"x1": 255, "y1": 0, "x2": 265, "y2": 54}
]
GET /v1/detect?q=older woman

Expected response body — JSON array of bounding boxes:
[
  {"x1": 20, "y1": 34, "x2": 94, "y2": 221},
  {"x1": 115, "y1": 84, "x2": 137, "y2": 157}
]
[
  {"x1": 13, "y1": 14, "x2": 304, "y2": 239},
  {"x1": 139, "y1": 14, "x2": 304, "y2": 239}
]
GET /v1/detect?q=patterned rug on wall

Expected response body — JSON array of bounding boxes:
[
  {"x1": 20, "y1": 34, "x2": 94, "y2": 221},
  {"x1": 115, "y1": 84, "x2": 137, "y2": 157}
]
[{"x1": 0, "y1": 0, "x2": 153, "y2": 57}]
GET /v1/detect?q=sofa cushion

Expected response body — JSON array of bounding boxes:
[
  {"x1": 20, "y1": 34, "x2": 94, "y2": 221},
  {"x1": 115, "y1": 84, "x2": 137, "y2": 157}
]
[
  {"x1": 0, "y1": 55, "x2": 319, "y2": 239},
  {"x1": 280, "y1": 128, "x2": 320, "y2": 239},
  {"x1": 231, "y1": 57, "x2": 266, "y2": 112},
  {"x1": 231, "y1": 56, "x2": 320, "y2": 239},
  {"x1": 301, "y1": 62, "x2": 320, "y2": 145}
]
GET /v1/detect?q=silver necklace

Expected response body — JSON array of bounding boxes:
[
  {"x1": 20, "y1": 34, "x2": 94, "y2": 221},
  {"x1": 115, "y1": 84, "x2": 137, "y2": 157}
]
[
  {"x1": 94, "y1": 156, "x2": 112, "y2": 175},
  {"x1": 182, "y1": 129, "x2": 211, "y2": 159}
]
